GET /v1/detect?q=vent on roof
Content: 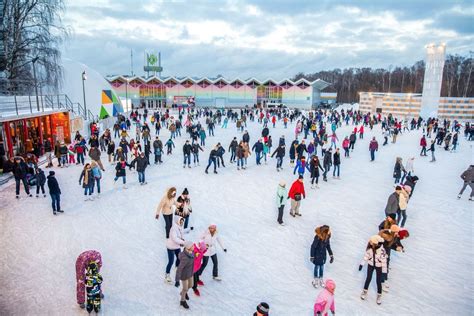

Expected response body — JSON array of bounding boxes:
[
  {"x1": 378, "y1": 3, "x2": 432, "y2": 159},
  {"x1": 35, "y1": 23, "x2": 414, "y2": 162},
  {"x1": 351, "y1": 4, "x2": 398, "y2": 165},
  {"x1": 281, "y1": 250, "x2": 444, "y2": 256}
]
[
  {"x1": 247, "y1": 80, "x2": 259, "y2": 89},
  {"x1": 297, "y1": 82, "x2": 309, "y2": 89},
  {"x1": 231, "y1": 81, "x2": 243, "y2": 89},
  {"x1": 214, "y1": 80, "x2": 227, "y2": 88},
  {"x1": 182, "y1": 80, "x2": 194, "y2": 88},
  {"x1": 129, "y1": 79, "x2": 142, "y2": 88},
  {"x1": 165, "y1": 79, "x2": 177, "y2": 88},
  {"x1": 198, "y1": 80, "x2": 210, "y2": 88}
]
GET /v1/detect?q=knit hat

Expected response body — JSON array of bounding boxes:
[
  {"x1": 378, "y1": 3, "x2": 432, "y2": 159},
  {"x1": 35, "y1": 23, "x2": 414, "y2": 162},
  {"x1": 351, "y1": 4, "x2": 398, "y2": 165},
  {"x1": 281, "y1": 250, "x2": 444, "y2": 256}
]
[
  {"x1": 182, "y1": 188, "x2": 189, "y2": 195},
  {"x1": 390, "y1": 225, "x2": 401, "y2": 233},
  {"x1": 177, "y1": 196, "x2": 184, "y2": 203},
  {"x1": 388, "y1": 213, "x2": 396, "y2": 220},
  {"x1": 209, "y1": 224, "x2": 217, "y2": 230},
  {"x1": 298, "y1": 175, "x2": 304, "y2": 180},
  {"x1": 183, "y1": 241, "x2": 194, "y2": 249},
  {"x1": 325, "y1": 279, "x2": 336, "y2": 292},
  {"x1": 279, "y1": 180, "x2": 286, "y2": 187},
  {"x1": 398, "y1": 229, "x2": 410, "y2": 240},
  {"x1": 256, "y1": 302, "x2": 269, "y2": 315},
  {"x1": 49, "y1": 171, "x2": 55, "y2": 176},
  {"x1": 369, "y1": 235, "x2": 384, "y2": 245},
  {"x1": 403, "y1": 185, "x2": 412, "y2": 193}
]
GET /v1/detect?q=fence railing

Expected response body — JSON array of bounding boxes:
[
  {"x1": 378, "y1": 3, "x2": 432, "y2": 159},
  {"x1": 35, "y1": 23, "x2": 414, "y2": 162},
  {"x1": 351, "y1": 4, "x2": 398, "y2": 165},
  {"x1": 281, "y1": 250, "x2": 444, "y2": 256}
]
[{"x1": 0, "y1": 93, "x2": 97, "y2": 121}]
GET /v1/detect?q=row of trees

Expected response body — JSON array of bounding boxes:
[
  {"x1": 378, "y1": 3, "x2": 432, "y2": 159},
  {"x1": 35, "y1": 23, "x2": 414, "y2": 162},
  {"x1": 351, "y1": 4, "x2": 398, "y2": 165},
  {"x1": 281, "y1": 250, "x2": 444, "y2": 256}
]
[
  {"x1": 0, "y1": 0, "x2": 68, "y2": 94},
  {"x1": 293, "y1": 54, "x2": 473, "y2": 103}
]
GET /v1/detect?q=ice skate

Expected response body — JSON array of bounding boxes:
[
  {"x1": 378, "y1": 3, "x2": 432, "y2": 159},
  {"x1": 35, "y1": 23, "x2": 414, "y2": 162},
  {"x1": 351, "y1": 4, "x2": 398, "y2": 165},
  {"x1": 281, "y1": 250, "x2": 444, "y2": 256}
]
[
  {"x1": 193, "y1": 288, "x2": 200, "y2": 296},
  {"x1": 311, "y1": 184, "x2": 315, "y2": 189},
  {"x1": 123, "y1": 184, "x2": 128, "y2": 189},
  {"x1": 57, "y1": 210, "x2": 64, "y2": 213},
  {"x1": 360, "y1": 290, "x2": 368, "y2": 300},
  {"x1": 382, "y1": 283, "x2": 389, "y2": 293},
  {"x1": 312, "y1": 278, "x2": 319, "y2": 288},
  {"x1": 43, "y1": 194, "x2": 47, "y2": 197},
  {"x1": 319, "y1": 278, "x2": 325, "y2": 288},
  {"x1": 53, "y1": 211, "x2": 57, "y2": 215},
  {"x1": 180, "y1": 300, "x2": 189, "y2": 309},
  {"x1": 376, "y1": 294, "x2": 382, "y2": 305},
  {"x1": 213, "y1": 276, "x2": 222, "y2": 281},
  {"x1": 165, "y1": 274, "x2": 172, "y2": 284},
  {"x1": 197, "y1": 280, "x2": 204, "y2": 286},
  {"x1": 469, "y1": 197, "x2": 473, "y2": 201},
  {"x1": 36, "y1": 194, "x2": 39, "y2": 198},
  {"x1": 457, "y1": 194, "x2": 461, "y2": 199}
]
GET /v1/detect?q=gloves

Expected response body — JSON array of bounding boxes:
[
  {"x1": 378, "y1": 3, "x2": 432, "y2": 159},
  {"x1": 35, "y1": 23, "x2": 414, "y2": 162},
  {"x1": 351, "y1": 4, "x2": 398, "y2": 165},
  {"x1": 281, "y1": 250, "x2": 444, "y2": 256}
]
[
  {"x1": 223, "y1": 249, "x2": 227, "y2": 253},
  {"x1": 329, "y1": 256, "x2": 334, "y2": 264},
  {"x1": 174, "y1": 281, "x2": 179, "y2": 288},
  {"x1": 358, "y1": 264, "x2": 363, "y2": 271}
]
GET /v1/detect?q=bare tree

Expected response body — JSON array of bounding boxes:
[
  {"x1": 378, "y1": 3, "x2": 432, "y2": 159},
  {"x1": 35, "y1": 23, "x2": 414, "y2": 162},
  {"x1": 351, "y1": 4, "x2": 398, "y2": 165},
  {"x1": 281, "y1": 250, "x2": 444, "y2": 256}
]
[{"x1": 2, "y1": 0, "x2": 69, "y2": 93}]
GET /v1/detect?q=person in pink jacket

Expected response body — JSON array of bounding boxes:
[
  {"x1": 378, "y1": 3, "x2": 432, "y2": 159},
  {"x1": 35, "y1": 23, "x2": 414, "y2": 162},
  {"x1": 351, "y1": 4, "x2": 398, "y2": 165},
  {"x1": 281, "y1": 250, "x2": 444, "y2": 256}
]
[
  {"x1": 314, "y1": 279, "x2": 336, "y2": 316},
  {"x1": 192, "y1": 241, "x2": 207, "y2": 296}
]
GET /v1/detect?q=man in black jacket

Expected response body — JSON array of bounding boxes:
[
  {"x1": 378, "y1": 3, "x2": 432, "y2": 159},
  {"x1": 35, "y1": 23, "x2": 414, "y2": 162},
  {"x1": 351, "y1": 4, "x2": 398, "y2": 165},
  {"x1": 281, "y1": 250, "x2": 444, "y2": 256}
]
[
  {"x1": 271, "y1": 144, "x2": 285, "y2": 171},
  {"x1": 12, "y1": 157, "x2": 31, "y2": 198},
  {"x1": 131, "y1": 152, "x2": 148, "y2": 185},
  {"x1": 182, "y1": 140, "x2": 192, "y2": 168},
  {"x1": 205, "y1": 146, "x2": 218, "y2": 174},
  {"x1": 47, "y1": 171, "x2": 63, "y2": 215},
  {"x1": 228, "y1": 137, "x2": 238, "y2": 163},
  {"x1": 322, "y1": 149, "x2": 332, "y2": 181}
]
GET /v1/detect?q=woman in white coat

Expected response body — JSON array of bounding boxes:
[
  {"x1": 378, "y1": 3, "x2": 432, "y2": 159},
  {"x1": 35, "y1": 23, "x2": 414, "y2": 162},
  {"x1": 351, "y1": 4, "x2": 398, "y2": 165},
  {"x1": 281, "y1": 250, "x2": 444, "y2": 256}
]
[
  {"x1": 197, "y1": 224, "x2": 227, "y2": 282},
  {"x1": 165, "y1": 216, "x2": 192, "y2": 283},
  {"x1": 402, "y1": 157, "x2": 415, "y2": 183}
]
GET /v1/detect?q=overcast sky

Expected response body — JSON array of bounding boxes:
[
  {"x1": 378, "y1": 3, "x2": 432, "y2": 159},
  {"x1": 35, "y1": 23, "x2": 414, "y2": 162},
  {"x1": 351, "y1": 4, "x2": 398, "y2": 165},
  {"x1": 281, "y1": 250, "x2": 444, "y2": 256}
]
[{"x1": 61, "y1": 0, "x2": 474, "y2": 79}]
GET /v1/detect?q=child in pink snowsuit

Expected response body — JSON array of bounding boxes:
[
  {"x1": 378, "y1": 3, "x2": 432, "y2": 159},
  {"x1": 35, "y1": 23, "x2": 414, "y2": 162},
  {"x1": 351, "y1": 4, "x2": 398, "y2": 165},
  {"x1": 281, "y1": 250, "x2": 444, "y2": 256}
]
[
  {"x1": 76, "y1": 250, "x2": 102, "y2": 308},
  {"x1": 68, "y1": 144, "x2": 76, "y2": 164},
  {"x1": 314, "y1": 279, "x2": 336, "y2": 316},
  {"x1": 192, "y1": 241, "x2": 207, "y2": 296}
]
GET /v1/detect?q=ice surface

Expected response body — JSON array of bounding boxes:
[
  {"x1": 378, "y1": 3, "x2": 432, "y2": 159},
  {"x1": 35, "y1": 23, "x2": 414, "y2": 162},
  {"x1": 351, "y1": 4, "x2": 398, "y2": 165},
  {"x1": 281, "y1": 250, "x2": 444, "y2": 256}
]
[{"x1": 0, "y1": 113, "x2": 473, "y2": 315}]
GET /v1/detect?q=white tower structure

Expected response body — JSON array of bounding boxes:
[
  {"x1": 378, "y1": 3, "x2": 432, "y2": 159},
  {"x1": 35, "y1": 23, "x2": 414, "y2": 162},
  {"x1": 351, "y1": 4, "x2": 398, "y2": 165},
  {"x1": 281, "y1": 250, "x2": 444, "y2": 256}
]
[{"x1": 420, "y1": 43, "x2": 446, "y2": 118}]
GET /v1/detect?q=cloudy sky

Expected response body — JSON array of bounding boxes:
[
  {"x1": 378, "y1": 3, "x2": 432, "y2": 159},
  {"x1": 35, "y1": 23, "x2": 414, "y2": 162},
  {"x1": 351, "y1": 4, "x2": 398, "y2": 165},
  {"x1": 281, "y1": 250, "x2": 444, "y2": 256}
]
[{"x1": 62, "y1": 0, "x2": 474, "y2": 79}]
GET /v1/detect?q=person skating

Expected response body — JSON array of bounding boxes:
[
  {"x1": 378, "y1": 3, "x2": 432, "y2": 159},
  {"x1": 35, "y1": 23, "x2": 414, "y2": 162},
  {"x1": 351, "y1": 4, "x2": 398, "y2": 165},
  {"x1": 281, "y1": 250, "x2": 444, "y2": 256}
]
[
  {"x1": 322, "y1": 149, "x2": 332, "y2": 182},
  {"x1": 313, "y1": 279, "x2": 336, "y2": 316},
  {"x1": 384, "y1": 186, "x2": 401, "y2": 218},
  {"x1": 183, "y1": 140, "x2": 192, "y2": 168},
  {"x1": 165, "y1": 216, "x2": 191, "y2": 284},
  {"x1": 393, "y1": 157, "x2": 404, "y2": 184},
  {"x1": 271, "y1": 144, "x2": 285, "y2": 171},
  {"x1": 12, "y1": 157, "x2": 32, "y2": 198},
  {"x1": 310, "y1": 225, "x2": 334, "y2": 288},
  {"x1": 205, "y1": 146, "x2": 218, "y2": 174},
  {"x1": 276, "y1": 181, "x2": 287, "y2": 225},
  {"x1": 156, "y1": 187, "x2": 177, "y2": 238},
  {"x1": 166, "y1": 138, "x2": 175, "y2": 155},
  {"x1": 457, "y1": 165, "x2": 474, "y2": 201},
  {"x1": 228, "y1": 137, "x2": 238, "y2": 163},
  {"x1": 197, "y1": 224, "x2": 227, "y2": 282},
  {"x1": 369, "y1": 137, "x2": 379, "y2": 161},
  {"x1": 252, "y1": 139, "x2": 264, "y2": 165},
  {"x1": 216, "y1": 142, "x2": 226, "y2": 168},
  {"x1": 342, "y1": 136, "x2": 350, "y2": 157},
  {"x1": 310, "y1": 155, "x2": 324, "y2": 189},
  {"x1": 130, "y1": 152, "x2": 148, "y2": 185},
  {"x1": 427, "y1": 140, "x2": 436, "y2": 162},
  {"x1": 289, "y1": 139, "x2": 299, "y2": 165},
  {"x1": 191, "y1": 241, "x2": 207, "y2": 296},
  {"x1": 378, "y1": 225, "x2": 405, "y2": 292},
  {"x1": 153, "y1": 136, "x2": 163, "y2": 164},
  {"x1": 178, "y1": 188, "x2": 193, "y2": 228},
  {"x1": 254, "y1": 302, "x2": 270, "y2": 316},
  {"x1": 359, "y1": 235, "x2": 387, "y2": 305},
  {"x1": 191, "y1": 142, "x2": 204, "y2": 166},
  {"x1": 85, "y1": 261, "x2": 103, "y2": 314},
  {"x1": 332, "y1": 148, "x2": 340, "y2": 179},
  {"x1": 402, "y1": 157, "x2": 415, "y2": 183},
  {"x1": 79, "y1": 163, "x2": 94, "y2": 200},
  {"x1": 113, "y1": 158, "x2": 131, "y2": 189},
  {"x1": 90, "y1": 161, "x2": 102, "y2": 198},
  {"x1": 419, "y1": 135, "x2": 428, "y2": 156},
  {"x1": 397, "y1": 186, "x2": 411, "y2": 227},
  {"x1": 47, "y1": 171, "x2": 63, "y2": 215},
  {"x1": 288, "y1": 175, "x2": 306, "y2": 217},
  {"x1": 35, "y1": 168, "x2": 46, "y2": 197},
  {"x1": 403, "y1": 175, "x2": 419, "y2": 198},
  {"x1": 293, "y1": 156, "x2": 310, "y2": 177},
  {"x1": 175, "y1": 241, "x2": 195, "y2": 309}
]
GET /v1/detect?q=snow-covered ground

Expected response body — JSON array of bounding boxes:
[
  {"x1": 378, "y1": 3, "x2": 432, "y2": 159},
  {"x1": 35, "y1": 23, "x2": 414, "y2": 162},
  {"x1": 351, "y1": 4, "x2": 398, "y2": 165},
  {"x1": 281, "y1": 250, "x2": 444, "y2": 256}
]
[{"x1": 0, "y1": 113, "x2": 473, "y2": 316}]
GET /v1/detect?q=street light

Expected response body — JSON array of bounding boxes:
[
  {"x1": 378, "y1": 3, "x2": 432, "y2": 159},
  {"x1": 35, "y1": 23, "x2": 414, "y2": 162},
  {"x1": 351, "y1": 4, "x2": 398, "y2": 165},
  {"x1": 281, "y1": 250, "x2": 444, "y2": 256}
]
[
  {"x1": 82, "y1": 71, "x2": 87, "y2": 119},
  {"x1": 31, "y1": 57, "x2": 40, "y2": 111}
]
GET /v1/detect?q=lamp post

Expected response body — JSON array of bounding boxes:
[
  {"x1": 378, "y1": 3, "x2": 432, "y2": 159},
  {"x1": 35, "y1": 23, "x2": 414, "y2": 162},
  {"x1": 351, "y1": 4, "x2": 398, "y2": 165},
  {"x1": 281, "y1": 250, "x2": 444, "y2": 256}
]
[
  {"x1": 31, "y1": 57, "x2": 40, "y2": 111},
  {"x1": 81, "y1": 71, "x2": 87, "y2": 119}
]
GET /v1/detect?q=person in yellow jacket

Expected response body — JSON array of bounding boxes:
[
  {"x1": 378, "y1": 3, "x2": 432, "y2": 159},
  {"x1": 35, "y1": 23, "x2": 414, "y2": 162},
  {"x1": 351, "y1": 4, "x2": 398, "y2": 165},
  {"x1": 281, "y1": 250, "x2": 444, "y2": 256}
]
[{"x1": 156, "y1": 187, "x2": 177, "y2": 238}]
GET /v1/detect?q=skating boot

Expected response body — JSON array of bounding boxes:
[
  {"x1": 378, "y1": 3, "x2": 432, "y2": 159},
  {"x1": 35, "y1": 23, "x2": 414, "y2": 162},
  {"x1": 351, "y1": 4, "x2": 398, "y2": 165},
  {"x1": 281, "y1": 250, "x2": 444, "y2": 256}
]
[
  {"x1": 382, "y1": 283, "x2": 389, "y2": 293},
  {"x1": 311, "y1": 184, "x2": 315, "y2": 189},
  {"x1": 43, "y1": 194, "x2": 47, "y2": 197},
  {"x1": 165, "y1": 274, "x2": 172, "y2": 284},
  {"x1": 57, "y1": 210, "x2": 64, "y2": 213},
  {"x1": 185, "y1": 293, "x2": 189, "y2": 300},
  {"x1": 16, "y1": 195, "x2": 19, "y2": 199},
  {"x1": 213, "y1": 276, "x2": 222, "y2": 281},
  {"x1": 123, "y1": 184, "x2": 128, "y2": 189},
  {"x1": 312, "y1": 278, "x2": 319, "y2": 288},
  {"x1": 193, "y1": 288, "x2": 200, "y2": 296},
  {"x1": 457, "y1": 194, "x2": 461, "y2": 199},
  {"x1": 360, "y1": 290, "x2": 368, "y2": 300},
  {"x1": 197, "y1": 280, "x2": 204, "y2": 286},
  {"x1": 376, "y1": 294, "x2": 382, "y2": 305},
  {"x1": 180, "y1": 300, "x2": 189, "y2": 309},
  {"x1": 319, "y1": 278, "x2": 325, "y2": 288}
]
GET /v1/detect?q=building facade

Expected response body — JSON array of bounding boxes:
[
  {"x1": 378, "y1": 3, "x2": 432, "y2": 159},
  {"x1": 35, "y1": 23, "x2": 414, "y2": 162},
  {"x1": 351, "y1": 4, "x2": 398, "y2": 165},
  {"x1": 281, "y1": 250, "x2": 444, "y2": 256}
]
[
  {"x1": 359, "y1": 92, "x2": 474, "y2": 121},
  {"x1": 106, "y1": 76, "x2": 332, "y2": 109}
]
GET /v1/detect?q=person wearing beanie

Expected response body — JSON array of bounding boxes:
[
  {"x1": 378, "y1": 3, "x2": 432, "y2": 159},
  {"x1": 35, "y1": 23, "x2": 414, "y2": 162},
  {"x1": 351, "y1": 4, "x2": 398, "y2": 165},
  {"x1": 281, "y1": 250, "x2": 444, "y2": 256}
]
[
  {"x1": 175, "y1": 241, "x2": 195, "y2": 309},
  {"x1": 310, "y1": 225, "x2": 334, "y2": 288},
  {"x1": 378, "y1": 216, "x2": 396, "y2": 231},
  {"x1": 378, "y1": 226, "x2": 405, "y2": 293},
  {"x1": 359, "y1": 235, "x2": 387, "y2": 305},
  {"x1": 197, "y1": 224, "x2": 227, "y2": 282},
  {"x1": 254, "y1": 302, "x2": 270, "y2": 316},
  {"x1": 397, "y1": 185, "x2": 410, "y2": 227},
  {"x1": 288, "y1": 176, "x2": 306, "y2": 217},
  {"x1": 276, "y1": 181, "x2": 287, "y2": 225},
  {"x1": 47, "y1": 170, "x2": 63, "y2": 215},
  {"x1": 177, "y1": 188, "x2": 192, "y2": 229},
  {"x1": 384, "y1": 187, "x2": 401, "y2": 218},
  {"x1": 191, "y1": 241, "x2": 207, "y2": 296},
  {"x1": 313, "y1": 279, "x2": 336, "y2": 316},
  {"x1": 165, "y1": 216, "x2": 191, "y2": 284}
]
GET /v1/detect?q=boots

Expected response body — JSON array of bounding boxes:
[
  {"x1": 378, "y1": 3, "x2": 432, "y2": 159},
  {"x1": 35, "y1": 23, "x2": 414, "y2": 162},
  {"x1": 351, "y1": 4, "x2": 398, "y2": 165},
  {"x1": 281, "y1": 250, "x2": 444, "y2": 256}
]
[
  {"x1": 165, "y1": 274, "x2": 172, "y2": 284},
  {"x1": 360, "y1": 290, "x2": 368, "y2": 300},
  {"x1": 180, "y1": 300, "x2": 189, "y2": 309},
  {"x1": 376, "y1": 294, "x2": 382, "y2": 305},
  {"x1": 312, "y1": 278, "x2": 319, "y2": 288},
  {"x1": 319, "y1": 278, "x2": 325, "y2": 288}
]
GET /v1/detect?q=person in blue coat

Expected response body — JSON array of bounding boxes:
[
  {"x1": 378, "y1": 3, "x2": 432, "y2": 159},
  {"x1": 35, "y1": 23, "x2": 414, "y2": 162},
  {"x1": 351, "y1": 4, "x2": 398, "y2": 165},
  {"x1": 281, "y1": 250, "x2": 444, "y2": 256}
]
[
  {"x1": 310, "y1": 225, "x2": 334, "y2": 288},
  {"x1": 293, "y1": 156, "x2": 310, "y2": 176}
]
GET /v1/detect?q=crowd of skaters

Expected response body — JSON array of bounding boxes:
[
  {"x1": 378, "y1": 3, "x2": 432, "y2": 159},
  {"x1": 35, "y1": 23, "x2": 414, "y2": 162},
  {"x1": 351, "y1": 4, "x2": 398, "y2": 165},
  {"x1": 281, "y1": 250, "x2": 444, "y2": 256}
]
[{"x1": 3, "y1": 103, "x2": 474, "y2": 314}]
